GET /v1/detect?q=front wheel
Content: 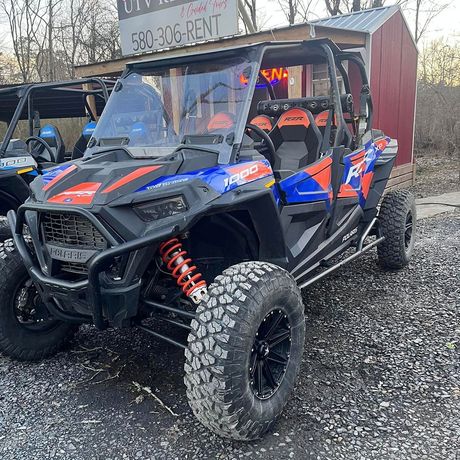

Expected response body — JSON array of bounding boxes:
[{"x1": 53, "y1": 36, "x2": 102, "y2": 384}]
[
  {"x1": 184, "y1": 262, "x2": 305, "y2": 440},
  {"x1": 0, "y1": 218, "x2": 11, "y2": 242},
  {"x1": 0, "y1": 240, "x2": 78, "y2": 361},
  {"x1": 377, "y1": 189, "x2": 416, "y2": 269}
]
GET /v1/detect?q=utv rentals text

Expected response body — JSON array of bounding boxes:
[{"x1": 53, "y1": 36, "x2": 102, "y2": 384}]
[
  {"x1": 0, "y1": 78, "x2": 111, "y2": 240},
  {"x1": 3, "y1": 39, "x2": 416, "y2": 440}
]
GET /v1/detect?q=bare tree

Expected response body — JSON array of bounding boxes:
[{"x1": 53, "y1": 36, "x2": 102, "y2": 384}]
[
  {"x1": 415, "y1": 39, "x2": 460, "y2": 156},
  {"x1": 0, "y1": 52, "x2": 21, "y2": 84},
  {"x1": 0, "y1": 0, "x2": 45, "y2": 82},
  {"x1": 412, "y1": 0, "x2": 448, "y2": 43},
  {"x1": 56, "y1": 0, "x2": 89, "y2": 78},
  {"x1": 243, "y1": 0, "x2": 258, "y2": 31},
  {"x1": 325, "y1": 0, "x2": 343, "y2": 15},
  {"x1": 277, "y1": 0, "x2": 314, "y2": 24},
  {"x1": 32, "y1": 0, "x2": 64, "y2": 80},
  {"x1": 325, "y1": 0, "x2": 386, "y2": 15},
  {"x1": 419, "y1": 39, "x2": 460, "y2": 87},
  {"x1": 79, "y1": 0, "x2": 120, "y2": 64}
]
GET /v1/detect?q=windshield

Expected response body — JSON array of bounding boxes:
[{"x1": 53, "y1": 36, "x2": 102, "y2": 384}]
[{"x1": 87, "y1": 57, "x2": 257, "y2": 159}]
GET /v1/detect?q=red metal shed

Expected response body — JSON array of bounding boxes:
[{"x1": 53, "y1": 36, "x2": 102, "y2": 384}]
[{"x1": 312, "y1": 6, "x2": 418, "y2": 188}]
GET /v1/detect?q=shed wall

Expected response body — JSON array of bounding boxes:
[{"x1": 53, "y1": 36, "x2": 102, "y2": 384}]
[{"x1": 370, "y1": 11, "x2": 417, "y2": 167}]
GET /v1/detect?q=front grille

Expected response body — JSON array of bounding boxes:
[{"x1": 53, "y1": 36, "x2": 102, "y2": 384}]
[
  {"x1": 60, "y1": 261, "x2": 92, "y2": 275},
  {"x1": 42, "y1": 212, "x2": 106, "y2": 250},
  {"x1": 41, "y1": 212, "x2": 107, "y2": 274}
]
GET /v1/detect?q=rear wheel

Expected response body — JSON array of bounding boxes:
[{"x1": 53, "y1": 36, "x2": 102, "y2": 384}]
[
  {"x1": 0, "y1": 240, "x2": 78, "y2": 361},
  {"x1": 377, "y1": 189, "x2": 416, "y2": 269},
  {"x1": 184, "y1": 262, "x2": 305, "y2": 440}
]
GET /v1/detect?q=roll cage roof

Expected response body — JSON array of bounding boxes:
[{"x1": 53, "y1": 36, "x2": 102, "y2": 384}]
[
  {"x1": 0, "y1": 78, "x2": 113, "y2": 123},
  {"x1": 0, "y1": 78, "x2": 114, "y2": 157},
  {"x1": 125, "y1": 38, "x2": 372, "y2": 158},
  {"x1": 126, "y1": 38, "x2": 343, "y2": 71}
]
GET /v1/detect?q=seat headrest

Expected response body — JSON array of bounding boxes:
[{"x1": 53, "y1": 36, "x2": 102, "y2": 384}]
[
  {"x1": 315, "y1": 110, "x2": 338, "y2": 128},
  {"x1": 39, "y1": 124, "x2": 60, "y2": 148},
  {"x1": 207, "y1": 112, "x2": 235, "y2": 132},
  {"x1": 249, "y1": 115, "x2": 273, "y2": 132},
  {"x1": 130, "y1": 122, "x2": 149, "y2": 143},
  {"x1": 82, "y1": 121, "x2": 97, "y2": 141},
  {"x1": 278, "y1": 108, "x2": 312, "y2": 129},
  {"x1": 274, "y1": 108, "x2": 317, "y2": 142}
]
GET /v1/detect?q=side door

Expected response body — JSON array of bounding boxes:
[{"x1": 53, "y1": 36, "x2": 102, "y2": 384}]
[
  {"x1": 328, "y1": 137, "x2": 389, "y2": 236},
  {"x1": 277, "y1": 154, "x2": 333, "y2": 276}
]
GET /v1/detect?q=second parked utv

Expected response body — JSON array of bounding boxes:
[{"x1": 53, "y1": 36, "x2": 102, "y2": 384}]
[
  {"x1": 0, "y1": 78, "x2": 111, "y2": 240},
  {"x1": 3, "y1": 39, "x2": 416, "y2": 440}
]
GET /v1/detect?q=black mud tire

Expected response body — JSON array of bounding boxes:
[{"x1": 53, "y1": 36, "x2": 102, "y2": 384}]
[
  {"x1": 0, "y1": 218, "x2": 11, "y2": 242},
  {"x1": 0, "y1": 240, "x2": 78, "y2": 361},
  {"x1": 184, "y1": 262, "x2": 305, "y2": 440},
  {"x1": 377, "y1": 189, "x2": 416, "y2": 269}
]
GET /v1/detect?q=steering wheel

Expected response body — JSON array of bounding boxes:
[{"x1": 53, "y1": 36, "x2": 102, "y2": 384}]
[
  {"x1": 245, "y1": 123, "x2": 276, "y2": 166},
  {"x1": 25, "y1": 136, "x2": 55, "y2": 160}
]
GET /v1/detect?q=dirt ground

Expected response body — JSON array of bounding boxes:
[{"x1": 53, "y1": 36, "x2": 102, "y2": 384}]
[
  {"x1": 411, "y1": 149, "x2": 459, "y2": 198},
  {"x1": 1, "y1": 213, "x2": 458, "y2": 460}
]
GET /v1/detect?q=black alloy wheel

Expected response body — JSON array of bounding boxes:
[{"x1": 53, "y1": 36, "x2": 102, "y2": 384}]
[
  {"x1": 250, "y1": 309, "x2": 292, "y2": 400},
  {"x1": 404, "y1": 210, "x2": 413, "y2": 250}
]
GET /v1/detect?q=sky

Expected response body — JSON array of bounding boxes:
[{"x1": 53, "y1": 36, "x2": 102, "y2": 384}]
[
  {"x1": 0, "y1": 0, "x2": 458, "y2": 52},
  {"x1": 262, "y1": 0, "x2": 459, "y2": 45}
]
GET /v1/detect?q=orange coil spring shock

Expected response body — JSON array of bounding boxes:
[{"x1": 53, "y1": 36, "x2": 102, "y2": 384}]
[{"x1": 159, "y1": 238, "x2": 207, "y2": 302}]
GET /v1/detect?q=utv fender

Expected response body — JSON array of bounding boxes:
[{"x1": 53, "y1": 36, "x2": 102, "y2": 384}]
[
  {"x1": 202, "y1": 187, "x2": 288, "y2": 268},
  {"x1": 0, "y1": 189, "x2": 22, "y2": 215},
  {"x1": 0, "y1": 175, "x2": 30, "y2": 214}
]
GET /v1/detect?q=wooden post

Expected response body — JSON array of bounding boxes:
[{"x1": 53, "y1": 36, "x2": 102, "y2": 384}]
[
  {"x1": 82, "y1": 83, "x2": 98, "y2": 120},
  {"x1": 170, "y1": 68, "x2": 183, "y2": 134},
  {"x1": 288, "y1": 66, "x2": 303, "y2": 99}
]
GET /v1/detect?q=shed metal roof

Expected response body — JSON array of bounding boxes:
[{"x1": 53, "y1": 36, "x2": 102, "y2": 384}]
[{"x1": 312, "y1": 5, "x2": 399, "y2": 34}]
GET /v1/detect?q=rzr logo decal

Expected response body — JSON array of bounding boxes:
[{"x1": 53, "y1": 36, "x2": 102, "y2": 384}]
[
  {"x1": 345, "y1": 156, "x2": 367, "y2": 184},
  {"x1": 284, "y1": 116, "x2": 304, "y2": 122},
  {"x1": 345, "y1": 148, "x2": 378, "y2": 185},
  {"x1": 344, "y1": 139, "x2": 389, "y2": 185}
]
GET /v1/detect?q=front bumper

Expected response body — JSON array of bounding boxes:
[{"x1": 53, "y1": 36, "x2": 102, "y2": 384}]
[{"x1": 8, "y1": 203, "x2": 176, "y2": 329}]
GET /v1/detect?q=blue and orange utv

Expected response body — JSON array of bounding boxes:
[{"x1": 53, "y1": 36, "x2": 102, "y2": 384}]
[{"x1": 2, "y1": 39, "x2": 415, "y2": 440}]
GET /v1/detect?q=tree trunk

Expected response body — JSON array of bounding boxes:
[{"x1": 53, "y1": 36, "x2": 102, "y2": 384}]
[
  {"x1": 352, "y1": 0, "x2": 361, "y2": 12},
  {"x1": 48, "y1": 0, "x2": 54, "y2": 80}
]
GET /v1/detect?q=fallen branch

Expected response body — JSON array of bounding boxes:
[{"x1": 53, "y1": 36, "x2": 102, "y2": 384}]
[
  {"x1": 93, "y1": 364, "x2": 126, "y2": 385},
  {"x1": 132, "y1": 381, "x2": 179, "y2": 417}
]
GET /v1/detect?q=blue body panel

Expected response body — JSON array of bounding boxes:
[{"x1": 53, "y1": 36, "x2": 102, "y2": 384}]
[
  {"x1": 41, "y1": 163, "x2": 74, "y2": 185},
  {"x1": 137, "y1": 159, "x2": 274, "y2": 195}
]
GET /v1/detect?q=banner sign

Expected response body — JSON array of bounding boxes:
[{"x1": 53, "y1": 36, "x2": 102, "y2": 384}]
[{"x1": 117, "y1": 0, "x2": 239, "y2": 56}]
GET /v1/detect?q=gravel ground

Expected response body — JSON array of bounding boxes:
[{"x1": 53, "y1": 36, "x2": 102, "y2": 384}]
[
  {"x1": 0, "y1": 212, "x2": 459, "y2": 460},
  {"x1": 412, "y1": 150, "x2": 459, "y2": 198}
]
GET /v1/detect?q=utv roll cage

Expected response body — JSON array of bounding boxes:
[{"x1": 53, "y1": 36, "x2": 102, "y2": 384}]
[
  {"x1": 0, "y1": 78, "x2": 113, "y2": 157},
  {"x1": 121, "y1": 38, "x2": 373, "y2": 164}
]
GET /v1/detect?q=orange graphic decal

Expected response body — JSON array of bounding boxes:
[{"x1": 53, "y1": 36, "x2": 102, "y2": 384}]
[
  {"x1": 48, "y1": 182, "x2": 101, "y2": 205},
  {"x1": 102, "y1": 166, "x2": 161, "y2": 194}
]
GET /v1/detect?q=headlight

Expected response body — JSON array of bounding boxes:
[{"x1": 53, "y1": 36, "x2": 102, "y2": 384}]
[{"x1": 135, "y1": 196, "x2": 187, "y2": 222}]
